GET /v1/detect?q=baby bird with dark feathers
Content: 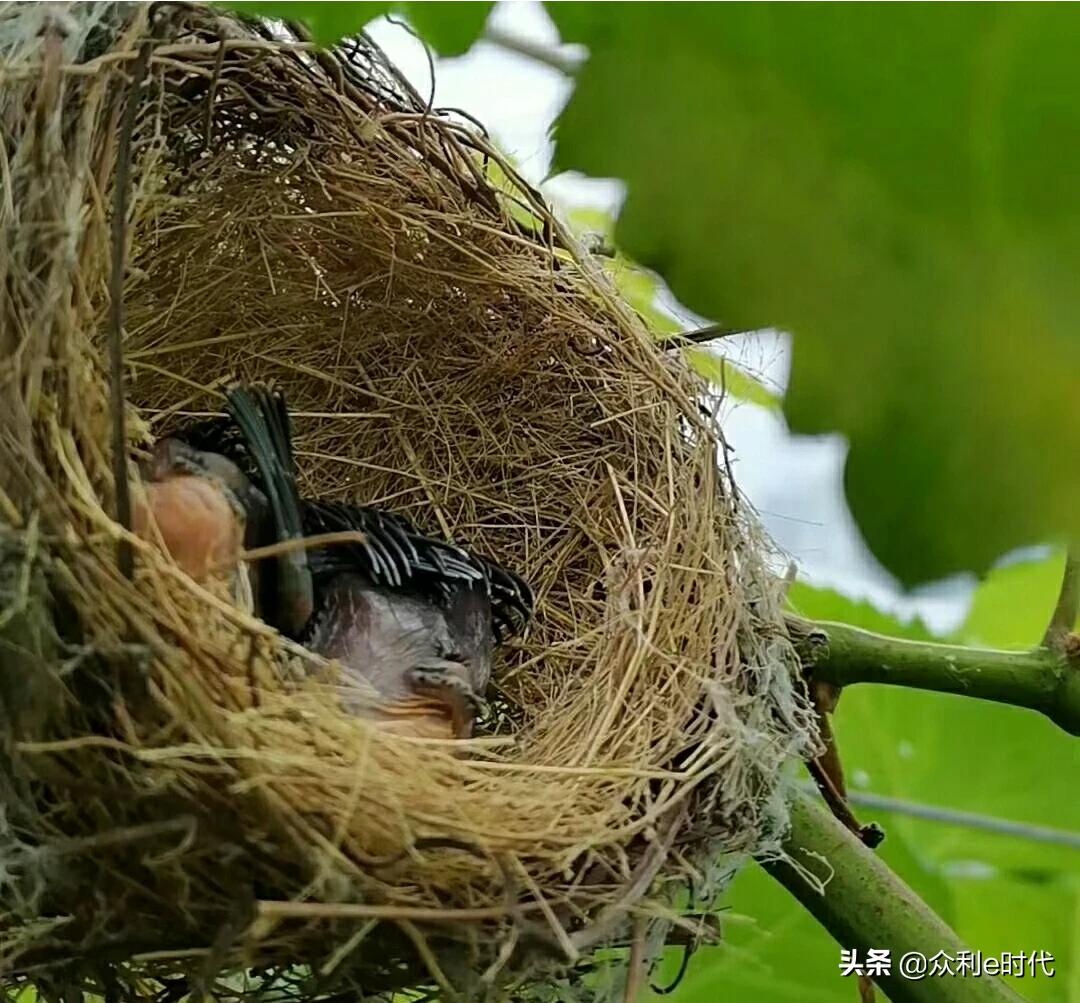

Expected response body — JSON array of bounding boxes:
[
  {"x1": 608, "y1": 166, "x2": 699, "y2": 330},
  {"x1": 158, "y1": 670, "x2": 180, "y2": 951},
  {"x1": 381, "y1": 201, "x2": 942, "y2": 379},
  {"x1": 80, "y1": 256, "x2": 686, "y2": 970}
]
[{"x1": 136, "y1": 385, "x2": 533, "y2": 739}]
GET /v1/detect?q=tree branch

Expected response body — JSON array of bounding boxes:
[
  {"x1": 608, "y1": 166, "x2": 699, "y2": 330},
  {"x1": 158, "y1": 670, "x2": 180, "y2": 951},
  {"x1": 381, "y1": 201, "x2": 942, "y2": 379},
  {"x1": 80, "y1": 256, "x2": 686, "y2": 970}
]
[
  {"x1": 482, "y1": 28, "x2": 584, "y2": 77},
  {"x1": 763, "y1": 788, "x2": 1026, "y2": 1003},
  {"x1": 788, "y1": 616, "x2": 1080, "y2": 736}
]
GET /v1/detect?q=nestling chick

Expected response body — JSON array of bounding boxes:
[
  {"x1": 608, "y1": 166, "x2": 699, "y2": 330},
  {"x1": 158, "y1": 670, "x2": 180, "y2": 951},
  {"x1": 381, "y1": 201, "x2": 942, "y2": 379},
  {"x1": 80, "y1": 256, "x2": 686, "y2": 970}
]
[{"x1": 137, "y1": 385, "x2": 533, "y2": 739}]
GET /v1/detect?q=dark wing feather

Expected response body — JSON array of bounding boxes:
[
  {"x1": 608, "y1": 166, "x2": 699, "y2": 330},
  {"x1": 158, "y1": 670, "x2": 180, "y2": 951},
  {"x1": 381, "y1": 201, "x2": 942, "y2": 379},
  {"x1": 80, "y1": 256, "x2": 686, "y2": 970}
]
[
  {"x1": 303, "y1": 500, "x2": 423, "y2": 589},
  {"x1": 487, "y1": 564, "x2": 533, "y2": 643},
  {"x1": 163, "y1": 387, "x2": 314, "y2": 639},
  {"x1": 224, "y1": 385, "x2": 313, "y2": 638},
  {"x1": 226, "y1": 386, "x2": 305, "y2": 542},
  {"x1": 165, "y1": 414, "x2": 255, "y2": 477},
  {"x1": 165, "y1": 407, "x2": 534, "y2": 644},
  {"x1": 302, "y1": 500, "x2": 533, "y2": 642}
]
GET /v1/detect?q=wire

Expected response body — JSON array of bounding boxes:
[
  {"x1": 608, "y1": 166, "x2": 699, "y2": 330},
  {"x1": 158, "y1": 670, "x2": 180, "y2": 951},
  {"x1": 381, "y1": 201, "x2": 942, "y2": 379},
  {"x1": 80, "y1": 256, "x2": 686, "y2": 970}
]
[{"x1": 801, "y1": 783, "x2": 1080, "y2": 850}]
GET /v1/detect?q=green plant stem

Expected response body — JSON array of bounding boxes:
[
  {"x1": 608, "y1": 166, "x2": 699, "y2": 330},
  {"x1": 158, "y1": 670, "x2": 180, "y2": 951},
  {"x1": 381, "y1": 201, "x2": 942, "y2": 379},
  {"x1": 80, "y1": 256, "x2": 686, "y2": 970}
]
[
  {"x1": 763, "y1": 789, "x2": 1026, "y2": 1003},
  {"x1": 789, "y1": 617, "x2": 1080, "y2": 736},
  {"x1": 1042, "y1": 545, "x2": 1079, "y2": 651}
]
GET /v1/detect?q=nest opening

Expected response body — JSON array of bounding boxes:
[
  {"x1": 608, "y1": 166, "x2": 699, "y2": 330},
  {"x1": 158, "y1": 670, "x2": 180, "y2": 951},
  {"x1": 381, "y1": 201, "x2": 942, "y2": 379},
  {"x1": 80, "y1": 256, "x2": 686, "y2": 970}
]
[{"x1": 0, "y1": 4, "x2": 815, "y2": 999}]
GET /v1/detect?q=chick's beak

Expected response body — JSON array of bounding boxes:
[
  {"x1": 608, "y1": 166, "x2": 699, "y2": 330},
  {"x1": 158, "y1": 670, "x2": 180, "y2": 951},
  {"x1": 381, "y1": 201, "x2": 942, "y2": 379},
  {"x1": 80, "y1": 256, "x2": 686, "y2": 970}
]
[{"x1": 407, "y1": 662, "x2": 486, "y2": 739}]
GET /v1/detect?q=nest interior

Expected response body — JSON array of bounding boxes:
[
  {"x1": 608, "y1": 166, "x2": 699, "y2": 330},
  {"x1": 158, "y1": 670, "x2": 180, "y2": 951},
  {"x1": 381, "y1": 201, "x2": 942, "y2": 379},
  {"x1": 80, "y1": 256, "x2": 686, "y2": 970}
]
[{"x1": 0, "y1": 4, "x2": 815, "y2": 998}]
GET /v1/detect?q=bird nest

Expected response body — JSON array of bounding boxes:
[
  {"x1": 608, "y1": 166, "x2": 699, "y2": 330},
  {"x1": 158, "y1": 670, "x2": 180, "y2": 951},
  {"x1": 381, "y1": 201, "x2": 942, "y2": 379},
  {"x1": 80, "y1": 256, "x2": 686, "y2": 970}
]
[{"x1": 0, "y1": 4, "x2": 816, "y2": 1000}]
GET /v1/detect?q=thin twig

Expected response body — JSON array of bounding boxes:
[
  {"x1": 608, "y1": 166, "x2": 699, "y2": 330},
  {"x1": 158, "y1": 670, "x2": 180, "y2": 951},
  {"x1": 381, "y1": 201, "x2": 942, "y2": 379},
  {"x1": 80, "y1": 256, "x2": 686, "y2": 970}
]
[
  {"x1": 232, "y1": 530, "x2": 370, "y2": 567},
  {"x1": 805, "y1": 758, "x2": 863, "y2": 839},
  {"x1": 109, "y1": 27, "x2": 154, "y2": 578},
  {"x1": 623, "y1": 916, "x2": 648, "y2": 1003},
  {"x1": 255, "y1": 900, "x2": 530, "y2": 922},
  {"x1": 659, "y1": 324, "x2": 757, "y2": 348},
  {"x1": 482, "y1": 27, "x2": 584, "y2": 77},
  {"x1": 1043, "y1": 545, "x2": 1080, "y2": 652},
  {"x1": 384, "y1": 15, "x2": 434, "y2": 115},
  {"x1": 395, "y1": 920, "x2": 460, "y2": 1003},
  {"x1": 571, "y1": 806, "x2": 686, "y2": 953},
  {"x1": 806, "y1": 676, "x2": 883, "y2": 847}
]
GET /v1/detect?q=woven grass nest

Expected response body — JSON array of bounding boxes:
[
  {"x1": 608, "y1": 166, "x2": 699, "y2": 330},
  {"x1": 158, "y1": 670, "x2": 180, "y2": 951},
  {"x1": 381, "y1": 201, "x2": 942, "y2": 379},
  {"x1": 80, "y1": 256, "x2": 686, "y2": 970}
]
[{"x1": 0, "y1": 4, "x2": 816, "y2": 1000}]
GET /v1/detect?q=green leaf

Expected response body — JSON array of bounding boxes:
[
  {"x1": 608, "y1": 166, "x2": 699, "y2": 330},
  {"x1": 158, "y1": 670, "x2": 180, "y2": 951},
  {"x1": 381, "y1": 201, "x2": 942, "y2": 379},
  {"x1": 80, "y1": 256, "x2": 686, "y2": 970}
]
[
  {"x1": 550, "y1": 5, "x2": 1080, "y2": 584},
  {"x1": 950, "y1": 874, "x2": 1080, "y2": 1003},
  {"x1": 957, "y1": 549, "x2": 1072, "y2": 650},
  {"x1": 787, "y1": 581, "x2": 934, "y2": 641},
  {"x1": 609, "y1": 262, "x2": 681, "y2": 336},
  {"x1": 222, "y1": 1, "x2": 491, "y2": 52},
  {"x1": 565, "y1": 206, "x2": 615, "y2": 243},
  {"x1": 401, "y1": 2, "x2": 492, "y2": 56},
  {"x1": 224, "y1": 2, "x2": 390, "y2": 46},
  {"x1": 651, "y1": 867, "x2": 856, "y2": 1002},
  {"x1": 684, "y1": 348, "x2": 780, "y2": 412}
]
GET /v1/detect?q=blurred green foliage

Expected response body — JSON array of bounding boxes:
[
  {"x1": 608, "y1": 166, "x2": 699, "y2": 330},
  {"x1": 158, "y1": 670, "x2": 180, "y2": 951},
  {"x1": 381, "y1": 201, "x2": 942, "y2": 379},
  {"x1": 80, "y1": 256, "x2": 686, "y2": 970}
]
[
  {"x1": 224, "y1": 2, "x2": 491, "y2": 51},
  {"x1": 550, "y1": 5, "x2": 1080, "y2": 586},
  {"x1": 960, "y1": 552, "x2": 1072, "y2": 651}
]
